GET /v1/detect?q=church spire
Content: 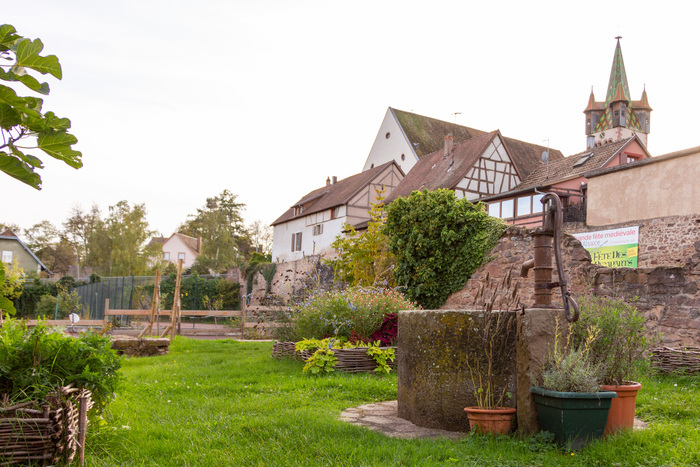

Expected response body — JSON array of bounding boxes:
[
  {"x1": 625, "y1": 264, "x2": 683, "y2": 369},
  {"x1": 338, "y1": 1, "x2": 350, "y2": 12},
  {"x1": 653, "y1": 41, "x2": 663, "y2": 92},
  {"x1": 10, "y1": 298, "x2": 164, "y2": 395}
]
[
  {"x1": 584, "y1": 38, "x2": 651, "y2": 149},
  {"x1": 604, "y1": 37, "x2": 631, "y2": 105}
]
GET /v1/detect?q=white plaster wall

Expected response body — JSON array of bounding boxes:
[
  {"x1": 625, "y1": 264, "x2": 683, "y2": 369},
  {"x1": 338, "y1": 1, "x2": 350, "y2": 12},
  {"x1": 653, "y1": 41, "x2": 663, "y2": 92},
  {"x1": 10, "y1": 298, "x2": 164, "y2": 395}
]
[
  {"x1": 362, "y1": 108, "x2": 416, "y2": 174},
  {"x1": 162, "y1": 236, "x2": 197, "y2": 269},
  {"x1": 272, "y1": 213, "x2": 347, "y2": 263}
]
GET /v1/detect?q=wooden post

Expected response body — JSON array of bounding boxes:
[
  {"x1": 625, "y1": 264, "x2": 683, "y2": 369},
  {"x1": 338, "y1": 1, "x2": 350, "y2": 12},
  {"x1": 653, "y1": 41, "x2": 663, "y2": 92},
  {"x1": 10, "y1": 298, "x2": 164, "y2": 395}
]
[
  {"x1": 102, "y1": 299, "x2": 110, "y2": 331},
  {"x1": 169, "y1": 259, "x2": 183, "y2": 340},
  {"x1": 138, "y1": 269, "x2": 160, "y2": 338},
  {"x1": 78, "y1": 392, "x2": 88, "y2": 466}
]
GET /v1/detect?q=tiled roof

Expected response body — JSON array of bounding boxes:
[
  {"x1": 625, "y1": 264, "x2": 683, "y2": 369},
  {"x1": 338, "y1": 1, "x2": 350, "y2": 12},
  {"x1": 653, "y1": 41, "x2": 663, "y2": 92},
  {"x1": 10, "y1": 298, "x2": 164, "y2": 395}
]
[
  {"x1": 514, "y1": 137, "x2": 645, "y2": 190},
  {"x1": 502, "y1": 136, "x2": 564, "y2": 179},
  {"x1": 272, "y1": 161, "x2": 400, "y2": 226},
  {"x1": 174, "y1": 233, "x2": 201, "y2": 254},
  {"x1": 393, "y1": 109, "x2": 488, "y2": 159},
  {"x1": 392, "y1": 108, "x2": 562, "y2": 178},
  {"x1": 384, "y1": 132, "x2": 496, "y2": 203}
]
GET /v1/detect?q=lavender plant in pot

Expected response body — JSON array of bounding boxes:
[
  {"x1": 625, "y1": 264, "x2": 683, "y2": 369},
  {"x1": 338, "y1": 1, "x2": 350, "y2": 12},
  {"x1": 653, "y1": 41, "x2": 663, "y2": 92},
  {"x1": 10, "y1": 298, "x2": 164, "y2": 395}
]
[
  {"x1": 570, "y1": 296, "x2": 656, "y2": 435},
  {"x1": 530, "y1": 319, "x2": 617, "y2": 450}
]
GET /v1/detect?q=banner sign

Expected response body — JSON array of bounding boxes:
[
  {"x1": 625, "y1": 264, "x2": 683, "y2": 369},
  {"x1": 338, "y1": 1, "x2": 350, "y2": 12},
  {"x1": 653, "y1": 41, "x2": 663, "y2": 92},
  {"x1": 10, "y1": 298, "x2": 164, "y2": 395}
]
[{"x1": 571, "y1": 226, "x2": 639, "y2": 268}]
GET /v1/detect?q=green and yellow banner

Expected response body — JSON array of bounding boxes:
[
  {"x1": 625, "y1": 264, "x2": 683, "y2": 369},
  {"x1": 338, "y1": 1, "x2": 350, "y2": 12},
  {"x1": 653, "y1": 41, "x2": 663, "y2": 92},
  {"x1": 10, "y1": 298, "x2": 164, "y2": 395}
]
[{"x1": 571, "y1": 226, "x2": 639, "y2": 268}]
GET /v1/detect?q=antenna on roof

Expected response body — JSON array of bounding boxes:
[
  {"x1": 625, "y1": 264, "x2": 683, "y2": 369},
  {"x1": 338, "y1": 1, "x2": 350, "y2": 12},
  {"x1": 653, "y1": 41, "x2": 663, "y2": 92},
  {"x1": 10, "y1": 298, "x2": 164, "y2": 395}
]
[
  {"x1": 451, "y1": 112, "x2": 462, "y2": 123},
  {"x1": 542, "y1": 139, "x2": 550, "y2": 180}
]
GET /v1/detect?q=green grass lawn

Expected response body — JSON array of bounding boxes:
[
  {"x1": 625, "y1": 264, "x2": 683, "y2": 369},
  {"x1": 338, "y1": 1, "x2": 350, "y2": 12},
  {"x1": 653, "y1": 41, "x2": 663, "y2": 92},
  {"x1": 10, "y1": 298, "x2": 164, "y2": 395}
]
[{"x1": 86, "y1": 338, "x2": 700, "y2": 466}]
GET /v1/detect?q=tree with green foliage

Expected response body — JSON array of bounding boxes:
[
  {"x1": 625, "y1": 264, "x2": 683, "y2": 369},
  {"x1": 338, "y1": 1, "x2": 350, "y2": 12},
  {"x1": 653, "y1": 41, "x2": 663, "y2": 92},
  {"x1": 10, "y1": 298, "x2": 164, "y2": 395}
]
[
  {"x1": 85, "y1": 201, "x2": 158, "y2": 276},
  {"x1": 0, "y1": 260, "x2": 23, "y2": 316},
  {"x1": 384, "y1": 189, "x2": 506, "y2": 309},
  {"x1": 24, "y1": 220, "x2": 76, "y2": 274},
  {"x1": 179, "y1": 190, "x2": 246, "y2": 272},
  {"x1": 326, "y1": 193, "x2": 395, "y2": 287},
  {"x1": 0, "y1": 24, "x2": 81, "y2": 189}
]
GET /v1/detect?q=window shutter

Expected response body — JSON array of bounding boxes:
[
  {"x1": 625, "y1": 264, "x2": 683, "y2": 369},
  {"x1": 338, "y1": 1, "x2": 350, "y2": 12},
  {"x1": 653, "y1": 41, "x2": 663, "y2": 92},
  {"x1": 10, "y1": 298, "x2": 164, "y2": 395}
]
[{"x1": 296, "y1": 232, "x2": 302, "y2": 251}]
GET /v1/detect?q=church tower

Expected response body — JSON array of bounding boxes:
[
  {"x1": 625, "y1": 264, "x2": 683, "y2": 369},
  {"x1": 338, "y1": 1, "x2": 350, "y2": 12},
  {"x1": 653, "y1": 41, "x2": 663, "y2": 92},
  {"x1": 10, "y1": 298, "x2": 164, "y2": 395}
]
[{"x1": 584, "y1": 38, "x2": 652, "y2": 149}]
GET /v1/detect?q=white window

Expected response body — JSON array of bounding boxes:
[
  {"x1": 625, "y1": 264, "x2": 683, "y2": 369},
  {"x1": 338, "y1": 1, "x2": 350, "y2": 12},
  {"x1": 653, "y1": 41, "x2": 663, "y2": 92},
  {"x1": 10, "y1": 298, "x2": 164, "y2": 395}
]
[
  {"x1": 1, "y1": 251, "x2": 12, "y2": 263},
  {"x1": 516, "y1": 194, "x2": 545, "y2": 217},
  {"x1": 312, "y1": 224, "x2": 323, "y2": 236},
  {"x1": 488, "y1": 202, "x2": 500, "y2": 218},
  {"x1": 501, "y1": 199, "x2": 514, "y2": 219},
  {"x1": 163, "y1": 252, "x2": 170, "y2": 261},
  {"x1": 517, "y1": 197, "x2": 531, "y2": 216},
  {"x1": 178, "y1": 252, "x2": 186, "y2": 261},
  {"x1": 291, "y1": 232, "x2": 302, "y2": 252}
]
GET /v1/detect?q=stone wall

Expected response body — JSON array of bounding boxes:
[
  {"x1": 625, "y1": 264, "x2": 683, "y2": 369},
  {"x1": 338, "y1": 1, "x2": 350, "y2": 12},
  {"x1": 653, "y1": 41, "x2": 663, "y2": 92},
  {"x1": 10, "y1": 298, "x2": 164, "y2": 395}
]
[
  {"x1": 246, "y1": 256, "x2": 334, "y2": 307},
  {"x1": 444, "y1": 224, "x2": 700, "y2": 347}
]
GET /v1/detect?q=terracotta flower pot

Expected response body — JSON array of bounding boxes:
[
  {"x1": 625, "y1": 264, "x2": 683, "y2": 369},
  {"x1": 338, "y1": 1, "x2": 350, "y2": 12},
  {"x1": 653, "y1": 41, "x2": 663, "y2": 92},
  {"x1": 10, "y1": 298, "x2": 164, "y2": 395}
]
[
  {"x1": 464, "y1": 406, "x2": 516, "y2": 435},
  {"x1": 601, "y1": 382, "x2": 642, "y2": 435}
]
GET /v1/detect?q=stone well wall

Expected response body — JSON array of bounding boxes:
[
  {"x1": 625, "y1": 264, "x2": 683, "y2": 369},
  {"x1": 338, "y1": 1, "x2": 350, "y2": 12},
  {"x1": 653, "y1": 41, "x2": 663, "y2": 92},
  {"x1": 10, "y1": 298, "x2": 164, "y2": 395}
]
[{"x1": 397, "y1": 309, "x2": 517, "y2": 432}]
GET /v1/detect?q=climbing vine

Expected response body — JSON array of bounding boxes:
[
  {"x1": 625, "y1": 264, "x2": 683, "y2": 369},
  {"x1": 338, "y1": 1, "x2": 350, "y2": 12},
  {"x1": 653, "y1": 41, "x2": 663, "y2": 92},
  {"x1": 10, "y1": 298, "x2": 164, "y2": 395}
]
[{"x1": 384, "y1": 189, "x2": 506, "y2": 309}]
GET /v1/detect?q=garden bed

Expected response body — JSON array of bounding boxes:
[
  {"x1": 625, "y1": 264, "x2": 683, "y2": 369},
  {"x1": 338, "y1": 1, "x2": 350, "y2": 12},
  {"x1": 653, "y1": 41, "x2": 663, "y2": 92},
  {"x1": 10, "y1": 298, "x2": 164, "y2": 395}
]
[
  {"x1": 271, "y1": 342, "x2": 397, "y2": 373},
  {"x1": 0, "y1": 386, "x2": 92, "y2": 466},
  {"x1": 650, "y1": 346, "x2": 700, "y2": 374}
]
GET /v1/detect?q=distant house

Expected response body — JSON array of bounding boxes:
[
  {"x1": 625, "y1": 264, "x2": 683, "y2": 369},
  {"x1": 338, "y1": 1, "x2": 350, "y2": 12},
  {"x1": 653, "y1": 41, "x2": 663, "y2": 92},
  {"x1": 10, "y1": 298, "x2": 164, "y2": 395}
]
[
  {"x1": 271, "y1": 161, "x2": 404, "y2": 262},
  {"x1": 149, "y1": 233, "x2": 202, "y2": 269},
  {"x1": 0, "y1": 229, "x2": 51, "y2": 275}
]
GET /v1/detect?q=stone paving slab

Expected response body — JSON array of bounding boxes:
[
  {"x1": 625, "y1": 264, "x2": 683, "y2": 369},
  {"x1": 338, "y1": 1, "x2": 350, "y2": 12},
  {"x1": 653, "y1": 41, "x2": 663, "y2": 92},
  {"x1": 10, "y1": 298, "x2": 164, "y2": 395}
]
[
  {"x1": 340, "y1": 400, "x2": 648, "y2": 439},
  {"x1": 339, "y1": 400, "x2": 466, "y2": 440}
]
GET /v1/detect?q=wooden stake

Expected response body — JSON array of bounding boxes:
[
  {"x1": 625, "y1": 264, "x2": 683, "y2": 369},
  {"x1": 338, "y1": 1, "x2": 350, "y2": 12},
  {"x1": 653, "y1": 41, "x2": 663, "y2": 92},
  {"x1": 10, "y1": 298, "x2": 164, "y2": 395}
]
[
  {"x1": 138, "y1": 269, "x2": 161, "y2": 338},
  {"x1": 169, "y1": 259, "x2": 183, "y2": 340}
]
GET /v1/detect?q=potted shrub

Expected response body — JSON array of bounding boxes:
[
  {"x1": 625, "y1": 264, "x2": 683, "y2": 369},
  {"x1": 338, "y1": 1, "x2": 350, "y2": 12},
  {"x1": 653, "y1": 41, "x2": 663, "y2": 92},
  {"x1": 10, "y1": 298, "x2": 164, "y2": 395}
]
[
  {"x1": 571, "y1": 296, "x2": 656, "y2": 435},
  {"x1": 530, "y1": 319, "x2": 617, "y2": 450},
  {"x1": 464, "y1": 275, "x2": 518, "y2": 435}
]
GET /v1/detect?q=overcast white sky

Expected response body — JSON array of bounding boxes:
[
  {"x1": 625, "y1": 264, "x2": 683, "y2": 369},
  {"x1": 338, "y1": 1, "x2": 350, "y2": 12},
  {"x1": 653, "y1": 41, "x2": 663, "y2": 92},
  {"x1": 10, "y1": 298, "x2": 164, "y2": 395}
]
[{"x1": 4, "y1": 1, "x2": 699, "y2": 237}]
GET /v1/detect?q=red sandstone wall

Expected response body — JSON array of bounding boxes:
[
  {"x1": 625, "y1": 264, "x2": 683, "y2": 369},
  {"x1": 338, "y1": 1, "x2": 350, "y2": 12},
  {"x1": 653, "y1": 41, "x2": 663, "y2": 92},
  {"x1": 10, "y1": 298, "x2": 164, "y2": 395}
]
[{"x1": 445, "y1": 221, "x2": 700, "y2": 347}]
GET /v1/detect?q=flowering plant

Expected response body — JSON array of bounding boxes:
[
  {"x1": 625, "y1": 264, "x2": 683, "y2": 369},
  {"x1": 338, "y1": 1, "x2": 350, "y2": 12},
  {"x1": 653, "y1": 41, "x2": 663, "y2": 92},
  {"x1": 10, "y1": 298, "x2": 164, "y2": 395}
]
[{"x1": 292, "y1": 287, "x2": 417, "y2": 342}]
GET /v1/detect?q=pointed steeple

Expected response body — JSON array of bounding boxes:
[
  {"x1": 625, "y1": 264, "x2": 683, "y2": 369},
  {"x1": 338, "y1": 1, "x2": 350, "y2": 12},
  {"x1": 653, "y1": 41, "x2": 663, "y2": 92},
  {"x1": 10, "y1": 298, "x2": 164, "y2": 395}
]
[
  {"x1": 584, "y1": 38, "x2": 651, "y2": 149},
  {"x1": 604, "y1": 37, "x2": 631, "y2": 105}
]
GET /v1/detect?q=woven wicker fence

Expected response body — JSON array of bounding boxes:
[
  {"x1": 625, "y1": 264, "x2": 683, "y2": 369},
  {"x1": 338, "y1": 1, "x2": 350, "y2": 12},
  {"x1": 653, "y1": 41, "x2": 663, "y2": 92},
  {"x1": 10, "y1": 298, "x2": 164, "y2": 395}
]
[
  {"x1": 650, "y1": 346, "x2": 700, "y2": 374},
  {"x1": 0, "y1": 387, "x2": 93, "y2": 466},
  {"x1": 271, "y1": 342, "x2": 397, "y2": 373}
]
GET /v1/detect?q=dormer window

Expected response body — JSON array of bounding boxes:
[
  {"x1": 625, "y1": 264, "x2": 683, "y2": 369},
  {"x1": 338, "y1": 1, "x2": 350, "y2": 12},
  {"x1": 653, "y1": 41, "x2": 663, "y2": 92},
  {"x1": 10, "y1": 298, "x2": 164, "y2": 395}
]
[
  {"x1": 626, "y1": 155, "x2": 639, "y2": 164},
  {"x1": 573, "y1": 152, "x2": 594, "y2": 167},
  {"x1": 293, "y1": 206, "x2": 302, "y2": 216}
]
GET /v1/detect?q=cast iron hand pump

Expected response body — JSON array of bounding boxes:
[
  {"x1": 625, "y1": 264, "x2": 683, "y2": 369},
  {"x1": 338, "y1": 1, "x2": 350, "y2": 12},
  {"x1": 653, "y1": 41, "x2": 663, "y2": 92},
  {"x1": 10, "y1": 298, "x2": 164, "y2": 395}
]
[{"x1": 521, "y1": 193, "x2": 579, "y2": 322}]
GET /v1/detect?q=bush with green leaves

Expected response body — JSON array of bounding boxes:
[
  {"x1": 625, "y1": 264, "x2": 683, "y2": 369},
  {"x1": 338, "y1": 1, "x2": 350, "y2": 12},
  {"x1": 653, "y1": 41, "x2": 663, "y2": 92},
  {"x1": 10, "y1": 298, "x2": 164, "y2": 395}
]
[
  {"x1": 292, "y1": 287, "x2": 417, "y2": 341},
  {"x1": 0, "y1": 319, "x2": 121, "y2": 412},
  {"x1": 570, "y1": 296, "x2": 657, "y2": 386},
  {"x1": 385, "y1": 189, "x2": 506, "y2": 309}
]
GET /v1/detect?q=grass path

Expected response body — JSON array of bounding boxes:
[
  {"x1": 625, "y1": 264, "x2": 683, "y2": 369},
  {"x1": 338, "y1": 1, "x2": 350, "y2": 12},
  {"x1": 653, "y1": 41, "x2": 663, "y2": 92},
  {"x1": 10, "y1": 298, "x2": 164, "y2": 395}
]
[{"x1": 85, "y1": 338, "x2": 700, "y2": 466}]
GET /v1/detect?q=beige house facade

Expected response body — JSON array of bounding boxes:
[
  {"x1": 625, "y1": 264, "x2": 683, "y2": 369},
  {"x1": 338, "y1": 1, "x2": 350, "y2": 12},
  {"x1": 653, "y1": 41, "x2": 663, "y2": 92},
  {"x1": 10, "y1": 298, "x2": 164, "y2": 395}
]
[{"x1": 585, "y1": 146, "x2": 700, "y2": 226}]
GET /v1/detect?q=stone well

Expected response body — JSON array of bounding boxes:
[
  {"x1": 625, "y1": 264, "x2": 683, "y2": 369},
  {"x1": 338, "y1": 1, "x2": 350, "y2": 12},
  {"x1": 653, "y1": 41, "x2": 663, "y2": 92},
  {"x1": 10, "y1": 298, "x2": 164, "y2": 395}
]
[
  {"x1": 397, "y1": 308, "x2": 564, "y2": 433},
  {"x1": 397, "y1": 309, "x2": 517, "y2": 432}
]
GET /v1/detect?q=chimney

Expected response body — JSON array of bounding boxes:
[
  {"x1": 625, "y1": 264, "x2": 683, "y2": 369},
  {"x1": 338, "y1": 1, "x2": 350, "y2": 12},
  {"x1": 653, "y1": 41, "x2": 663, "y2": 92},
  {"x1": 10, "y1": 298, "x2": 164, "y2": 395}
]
[
  {"x1": 332, "y1": 176, "x2": 337, "y2": 185},
  {"x1": 444, "y1": 134, "x2": 454, "y2": 156},
  {"x1": 326, "y1": 177, "x2": 331, "y2": 187}
]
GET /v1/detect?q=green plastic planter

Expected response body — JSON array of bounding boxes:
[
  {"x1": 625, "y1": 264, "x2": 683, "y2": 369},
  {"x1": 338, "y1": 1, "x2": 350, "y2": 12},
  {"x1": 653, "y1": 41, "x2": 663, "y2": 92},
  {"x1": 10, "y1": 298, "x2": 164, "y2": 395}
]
[{"x1": 530, "y1": 386, "x2": 617, "y2": 450}]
